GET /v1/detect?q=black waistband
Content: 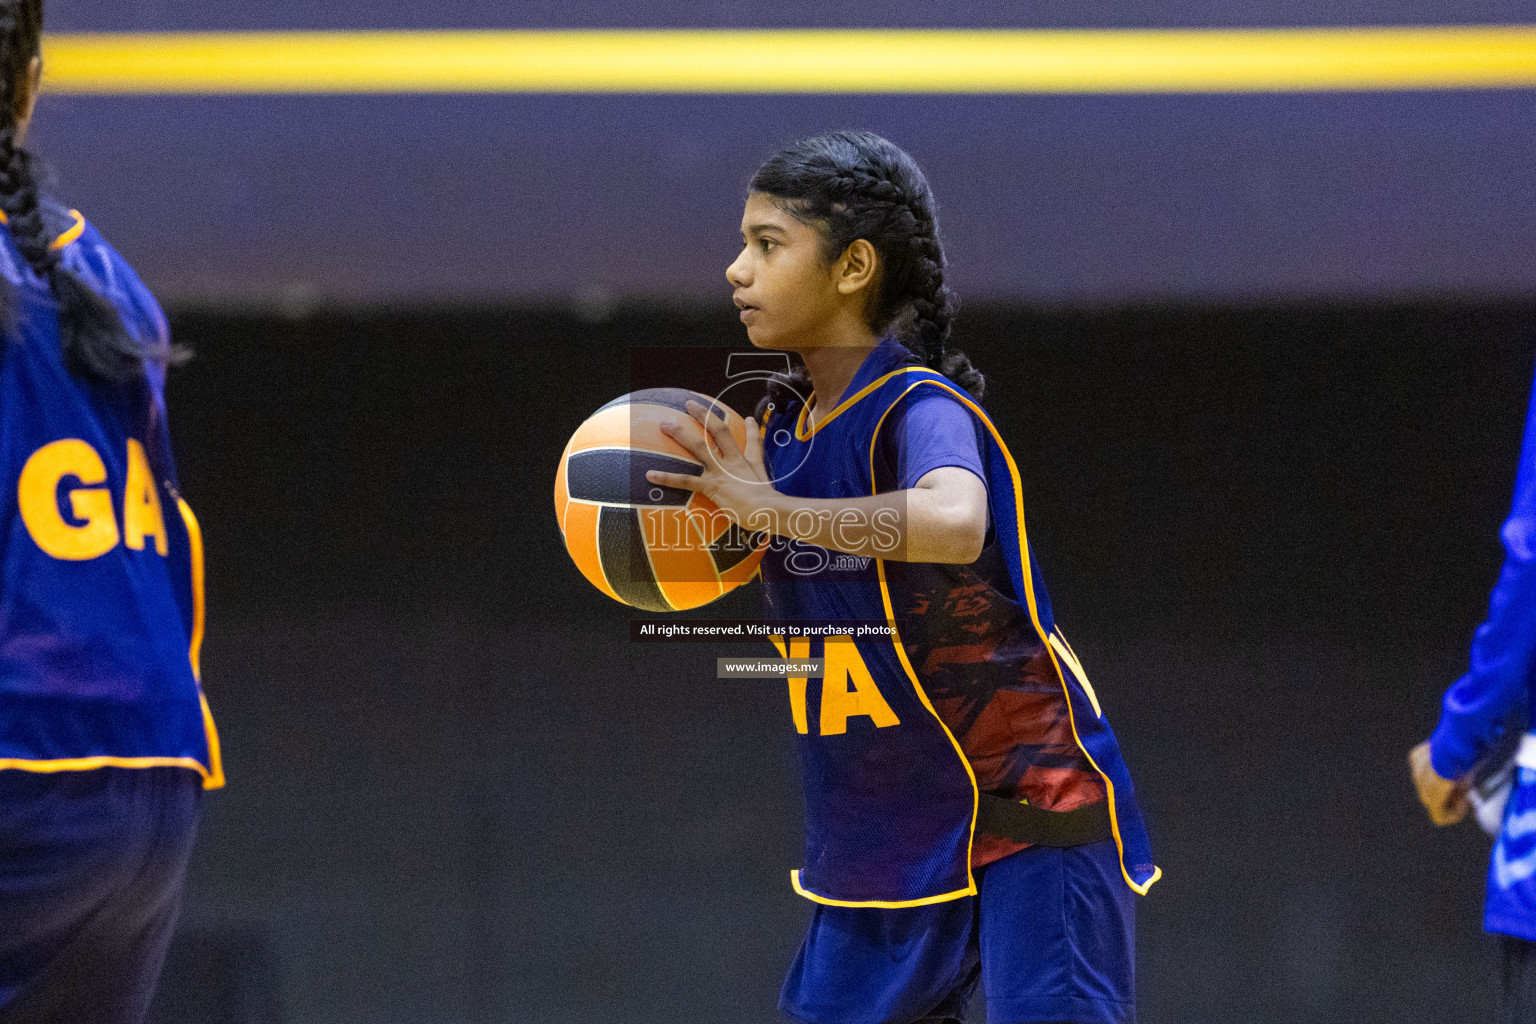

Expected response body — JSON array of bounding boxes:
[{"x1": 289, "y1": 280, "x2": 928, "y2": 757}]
[{"x1": 976, "y1": 794, "x2": 1112, "y2": 848}]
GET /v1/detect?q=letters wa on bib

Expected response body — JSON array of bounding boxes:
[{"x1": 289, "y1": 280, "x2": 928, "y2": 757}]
[{"x1": 760, "y1": 339, "x2": 1157, "y2": 907}]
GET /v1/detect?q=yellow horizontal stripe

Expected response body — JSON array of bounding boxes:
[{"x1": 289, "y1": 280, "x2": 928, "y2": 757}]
[{"x1": 39, "y1": 26, "x2": 1536, "y2": 95}]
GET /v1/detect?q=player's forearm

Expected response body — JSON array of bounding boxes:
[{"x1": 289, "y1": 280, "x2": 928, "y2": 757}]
[
  {"x1": 754, "y1": 488, "x2": 984, "y2": 564},
  {"x1": 1431, "y1": 532, "x2": 1536, "y2": 778},
  {"x1": 1432, "y1": 404, "x2": 1536, "y2": 778},
  {"x1": 1431, "y1": 525, "x2": 1536, "y2": 777}
]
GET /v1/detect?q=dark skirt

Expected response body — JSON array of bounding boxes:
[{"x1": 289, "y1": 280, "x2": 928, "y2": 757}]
[{"x1": 0, "y1": 766, "x2": 202, "y2": 1024}]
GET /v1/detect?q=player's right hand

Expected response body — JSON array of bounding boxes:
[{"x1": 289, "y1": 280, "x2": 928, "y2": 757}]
[
  {"x1": 1409, "y1": 741, "x2": 1470, "y2": 827},
  {"x1": 648, "y1": 400, "x2": 776, "y2": 527}
]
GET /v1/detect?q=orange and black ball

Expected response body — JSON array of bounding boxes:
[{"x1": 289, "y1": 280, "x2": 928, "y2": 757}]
[{"x1": 555, "y1": 389, "x2": 768, "y2": 612}]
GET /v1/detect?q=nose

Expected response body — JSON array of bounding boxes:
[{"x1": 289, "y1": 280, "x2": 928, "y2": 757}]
[{"x1": 726, "y1": 247, "x2": 750, "y2": 289}]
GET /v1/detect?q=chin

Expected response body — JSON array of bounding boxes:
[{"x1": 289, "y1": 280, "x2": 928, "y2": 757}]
[
  {"x1": 742, "y1": 319, "x2": 801, "y2": 355},
  {"x1": 744, "y1": 326, "x2": 779, "y2": 350}
]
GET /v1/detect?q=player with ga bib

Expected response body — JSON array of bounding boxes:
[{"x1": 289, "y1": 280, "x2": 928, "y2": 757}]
[
  {"x1": 646, "y1": 131, "x2": 1158, "y2": 1024},
  {"x1": 0, "y1": 4, "x2": 220, "y2": 1021}
]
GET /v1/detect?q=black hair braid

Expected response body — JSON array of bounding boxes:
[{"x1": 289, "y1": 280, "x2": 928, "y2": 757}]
[
  {"x1": 905, "y1": 231, "x2": 982, "y2": 397},
  {"x1": 0, "y1": 0, "x2": 173, "y2": 382},
  {"x1": 749, "y1": 130, "x2": 984, "y2": 402},
  {"x1": 753, "y1": 365, "x2": 809, "y2": 426}
]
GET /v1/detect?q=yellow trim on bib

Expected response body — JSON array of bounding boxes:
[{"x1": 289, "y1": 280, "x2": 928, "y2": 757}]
[
  {"x1": 174, "y1": 496, "x2": 206, "y2": 680},
  {"x1": 0, "y1": 756, "x2": 215, "y2": 780},
  {"x1": 52, "y1": 210, "x2": 87, "y2": 248},
  {"x1": 0, "y1": 208, "x2": 87, "y2": 250},
  {"x1": 1047, "y1": 633, "x2": 1102, "y2": 718},
  {"x1": 794, "y1": 366, "x2": 925, "y2": 441},
  {"x1": 176, "y1": 494, "x2": 224, "y2": 790},
  {"x1": 196, "y1": 692, "x2": 224, "y2": 790},
  {"x1": 790, "y1": 869, "x2": 975, "y2": 908}
]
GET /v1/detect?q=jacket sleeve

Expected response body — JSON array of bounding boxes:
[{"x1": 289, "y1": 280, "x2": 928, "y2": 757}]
[{"x1": 1429, "y1": 366, "x2": 1536, "y2": 779}]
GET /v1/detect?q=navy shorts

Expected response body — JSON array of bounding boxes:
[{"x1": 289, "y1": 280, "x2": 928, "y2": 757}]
[
  {"x1": 780, "y1": 838, "x2": 1136, "y2": 1024},
  {"x1": 0, "y1": 766, "x2": 202, "y2": 1024}
]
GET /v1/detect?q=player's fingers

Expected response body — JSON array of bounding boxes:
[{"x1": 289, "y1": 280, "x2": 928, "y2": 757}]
[
  {"x1": 683, "y1": 399, "x2": 722, "y2": 441},
  {"x1": 1409, "y1": 743, "x2": 1441, "y2": 797},
  {"x1": 687, "y1": 400, "x2": 742, "y2": 462},
  {"x1": 743, "y1": 416, "x2": 760, "y2": 462},
  {"x1": 659, "y1": 416, "x2": 713, "y2": 464},
  {"x1": 1414, "y1": 772, "x2": 1446, "y2": 811},
  {"x1": 684, "y1": 398, "x2": 732, "y2": 422},
  {"x1": 645, "y1": 469, "x2": 703, "y2": 492},
  {"x1": 1431, "y1": 794, "x2": 1470, "y2": 827},
  {"x1": 743, "y1": 418, "x2": 769, "y2": 482}
]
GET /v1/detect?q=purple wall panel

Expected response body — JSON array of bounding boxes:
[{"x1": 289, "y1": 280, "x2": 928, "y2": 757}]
[{"x1": 31, "y1": 89, "x2": 1536, "y2": 305}]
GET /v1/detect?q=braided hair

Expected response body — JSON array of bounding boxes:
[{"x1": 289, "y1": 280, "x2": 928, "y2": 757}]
[
  {"x1": 750, "y1": 130, "x2": 983, "y2": 421},
  {"x1": 0, "y1": 0, "x2": 171, "y2": 381}
]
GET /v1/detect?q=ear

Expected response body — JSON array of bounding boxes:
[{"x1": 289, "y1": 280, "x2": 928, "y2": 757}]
[{"x1": 834, "y1": 238, "x2": 879, "y2": 297}]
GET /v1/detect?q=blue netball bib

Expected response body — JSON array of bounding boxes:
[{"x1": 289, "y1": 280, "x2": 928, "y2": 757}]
[
  {"x1": 0, "y1": 205, "x2": 221, "y2": 788},
  {"x1": 762, "y1": 341, "x2": 1156, "y2": 906}
]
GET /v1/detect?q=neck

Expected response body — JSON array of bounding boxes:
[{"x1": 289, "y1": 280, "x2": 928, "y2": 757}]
[
  {"x1": 793, "y1": 315, "x2": 881, "y2": 419},
  {"x1": 801, "y1": 345, "x2": 876, "y2": 420}
]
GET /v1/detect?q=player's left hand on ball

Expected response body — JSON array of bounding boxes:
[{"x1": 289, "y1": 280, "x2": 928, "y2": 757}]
[
  {"x1": 647, "y1": 400, "x2": 775, "y2": 523},
  {"x1": 1409, "y1": 741, "x2": 1470, "y2": 827}
]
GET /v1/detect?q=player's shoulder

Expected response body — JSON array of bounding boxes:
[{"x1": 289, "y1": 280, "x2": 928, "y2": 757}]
[
  {"x1": 45, "y1": 199, "x2": 170, "y2": 349},
  {"x1": 886, "y1": 372, "x2": 979, "y2": 422},
  {"x1": 876, "y1": 371, "x2": 988, "y2": 462}
]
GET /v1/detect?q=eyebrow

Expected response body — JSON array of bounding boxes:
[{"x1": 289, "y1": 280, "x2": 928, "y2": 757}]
[{"x1": 743, "y1": 222, "x2": 786, "y2": 238}]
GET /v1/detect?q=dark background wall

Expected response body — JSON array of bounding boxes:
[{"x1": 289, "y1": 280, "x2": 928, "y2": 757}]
[{"x1": 141, "y1": 299, "x2": 1534, "y2": 1023}]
